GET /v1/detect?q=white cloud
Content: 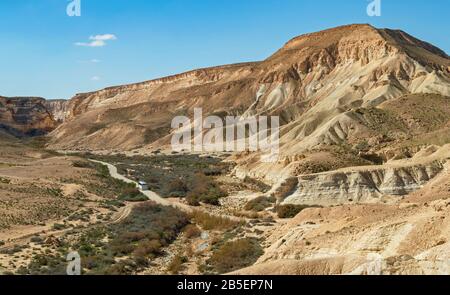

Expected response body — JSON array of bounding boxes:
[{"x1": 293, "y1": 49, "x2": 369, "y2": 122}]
[
  {"x1": 77, "y1": 59, "x2": 101, "y2": 63},
  {"x1": 91, "y1": 76, "x2": 101, "y2": 81},
  {"x1": 90, "y1": 34, "x2": 117, "y2": 41},
  {"x1": 75, "y1": 34, "x2": 117, "y2": 47},
  {"x1": 75, "y1": 40, "x2": 106, "y2": 47}
]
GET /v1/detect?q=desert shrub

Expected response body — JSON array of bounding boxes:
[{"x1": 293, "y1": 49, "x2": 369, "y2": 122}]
[
  {"x1": 167, "y1": 254, "x2": 188, "y2": 274},
  {"x1": 72, "y1": 160, "x2": 95, "y2": 169},
  {"x1": 35, "y1": 202, "x2": 190, "y2": 275},
  {"x1": 103, "y1": 199, "x2": 126, "y2": 209},
  {"x1": 189, "y1": 210, "x2": 241, "y2": 231},
  {"x1": 88, "y1": 123, "x2": 107, "y2": 135},
  {"x1": 52, "y1": 223, "x2": 66, "y2": 230},
  {"x1": 46, "y1": 187, "x2": 63, "y2": 198},
  {"x1": 271, "y1": 178, "x2": 299, "y2": 202},
  {"x1": 85, "y1": 163, "x2": 149, "y2": 203},
  {"x1": 167, "y1": 178, "x2": 188, "y2": 197},
  {"x1": 354, "y1": 139, "x2": 370, "y2": 152},
  {"x1": 244, "y1": 196, "x2": 276, "y2": 212},
  {"x1": 132, "y1": 240, "x2": 162, "y2": 259},
  {"x1": 186, "y1": 173, "x2": 227, "y2": 206},
  {"x1": 207, "y1": 238, "x2": 263, "y2": 273},
  {"x1": 232, "y1": 210, "x2": 261, "y2": 219},
  {"x1": 105, "y1": 202, "x2": 188, "y2": 272},
  {"x1": 183, "y1": 224, "x2": 202, "y2": 238},
  {"x1": 39, "y1": 202, "x2": 189, "y2": 275},
  {"x1": 30, "y1": 236, "x2": 43, "y2": 244},
  {"x1": 276, "y1": 204, "x2": 322, "y2": 218},
  {"x1": 118, "y1": 187, "x2": 148, "y2": 202},
  {"x1": 243, "y1": 177, "x2": 271, "y2": 192},
  {"x1": 22, "y1": 253, "x2": 68, "y2": 275},
  {"x1": 203, "y1": 168, "x2": 224, "y2": 176},
  {"x1": 0, "y1": 177, "x2": 10, "y2": 184}
]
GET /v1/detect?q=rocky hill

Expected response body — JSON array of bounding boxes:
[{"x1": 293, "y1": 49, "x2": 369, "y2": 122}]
[
  {"x1": 2, "y1": 24, "x2": 450, "y2": 204},
  {"x1": 47, "y1": 24, "x2": 449, "y2": 152},
  {"x1": 0, "y1": 97, "x2": 63, "y2": 137},
  {"x1": 1, "y1": 23, "x2": 450, "y2": 276}
]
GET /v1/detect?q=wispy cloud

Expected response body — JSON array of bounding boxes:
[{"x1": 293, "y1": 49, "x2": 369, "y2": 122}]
[
  {"x1": 77, "y1": 59, "x2": 101, "y2": 64},
  {"x1": 91, "y1": 76, "x2": 101, "y2": 81},
  {"x1": 90, "y1": 34, "x2": 117, "y2": 41},
  {"x1": 75, "y1": 34, "x2": 117, "y2": 47}
]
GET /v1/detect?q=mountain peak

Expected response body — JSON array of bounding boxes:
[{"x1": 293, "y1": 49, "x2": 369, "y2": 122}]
[
  {"x1": 281, "y1": 24, "x2": 379, "y2": 50},
  {"x1": 267, "y1": 24, "x2": 449, "y2": 74}
]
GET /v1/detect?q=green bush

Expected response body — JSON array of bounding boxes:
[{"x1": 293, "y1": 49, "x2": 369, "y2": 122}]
[
  {"x1": 72, "y1": 160, "x2": 95, "y2": 168},
  {"x1": 167, "y1": 254, "x2": 188, "y2": 274},
  {"x1": 207, "y1": 238, "x2": 263, "y2": 273},
  {"x1": 276, "y1": 204, "x2": 322, "y2": 218},
  {"x1": 167, "y1": 179, "x2": 188, "y2": 197},
  {"x1": 52, "y1": 223, "x2": 67, "y2": 230},
  {"x1": 244, "y1": 196, "x2": 276, "y2": 212},
  {"x1": 118, "y1": 187, "x2": 148, "y2": 202},
  {"x1": 185, "y1": 172, "x2": 227, "y2": 206},
  {"x1": 189, "y1": 210, "x2": 241, "y2": 231}
]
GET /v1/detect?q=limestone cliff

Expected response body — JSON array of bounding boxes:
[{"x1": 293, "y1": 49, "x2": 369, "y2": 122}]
[{"x1": 0, "y1": 97, "x2": 61, "y2": 137}]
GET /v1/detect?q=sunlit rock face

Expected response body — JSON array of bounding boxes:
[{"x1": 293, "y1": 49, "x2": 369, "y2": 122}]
[{"x1": 0, "y1": 96, "x2": 66, "y2": 137}]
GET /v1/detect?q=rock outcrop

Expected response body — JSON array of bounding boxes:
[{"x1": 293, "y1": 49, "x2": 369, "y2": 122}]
[
  {"x1": 44, "y1": 99, "x2": 70, "y2": 122},
  {"x1": 0, "y1": 97, "x2": 64, "y2": 137},
  {"x1": 282, "y1": 160, "x2": 446, "y2": 205}
]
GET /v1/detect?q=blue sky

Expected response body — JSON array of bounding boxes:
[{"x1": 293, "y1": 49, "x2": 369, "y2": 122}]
[{"x1": 0, "y1": 0, "x2": 448, "y2": 99}]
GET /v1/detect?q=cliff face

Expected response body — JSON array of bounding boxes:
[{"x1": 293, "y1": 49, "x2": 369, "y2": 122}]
[
  {"x1": 0, "y1": 97, "x2": 66, "y2": 137},
  {"x1": 48, "y1": 24, "x2": 450, "y2": 151},
  {"x1": 3, "y1": 24, "x2": 449, "y2": 205},
  {"x1": 282, "y1": 160, "x2": 446, "y2": 206},
  {"x1": 44, "y1": 100, "x2": 70, "y2": 122}
]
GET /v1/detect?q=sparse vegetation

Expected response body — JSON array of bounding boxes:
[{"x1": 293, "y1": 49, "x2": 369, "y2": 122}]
[
  {"x1": 52, "y1": 223, "x2": 67, "y2": 230},
  {"x1": 185, "y1": 172, "x2": 227, "y2": 206},
  {"x1": 271, "y1": 178, "x2": 298, "y2": 203},
  {"x1": 0, "y1": 177, "x2": 10, "y2": 184},
  {"x1": 88, "y1": 154, "x2": 232, "y2": 203},
  {"x1": 72, "y1": 160, "x2": 95, "y2": 169},
  {"x1": 118, "y1": 187, "x2": 148, "y2": 202},
  {"x1": 206, "y1": 238, "x2": 263, "y2": 274},
  {"x1": 244, "y1": 196, "x2": 276, "y2": 212},
  {"x1": 189, "y1": 210, "x2": 242, "y2": 231},
  {"x1": 167, "y1": 254, "x2": 188, "y2": 274},
  {"x1": 21, "y1": 202, "x2": 189, "y2": 275},
  {"x1": 276, "y1": 204, "x2": 322, "y2": 218},
  {"x1": 183, "y1": 224, "x2": 202, "y2": 238},
  {"x1": 167, "y1": 178, "x2": 188, "y2": 197}
]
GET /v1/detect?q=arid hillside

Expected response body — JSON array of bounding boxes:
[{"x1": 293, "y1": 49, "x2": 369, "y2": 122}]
[
  {"x1": 1, "y1": 24, "x2": 450, "y2": 275},
  {"x1": 46, "y1": 25, "x2": 449, "y2": 154}
]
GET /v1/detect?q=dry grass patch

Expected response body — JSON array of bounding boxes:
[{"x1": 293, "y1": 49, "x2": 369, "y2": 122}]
[{"x1": 189, "y1": 210, "x2": 242, "y2": 231}]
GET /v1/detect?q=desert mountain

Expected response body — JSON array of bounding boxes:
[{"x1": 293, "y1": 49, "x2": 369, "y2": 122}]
[
  {"x1": 3, "y1": 24, "x2": 449, "y2": 204},
  {"x1": 46, "y1": 24, "x2": 449, "y2": 152},
  {"x1": 1, "y1": 24, "x2": 450, "y2": 276}
]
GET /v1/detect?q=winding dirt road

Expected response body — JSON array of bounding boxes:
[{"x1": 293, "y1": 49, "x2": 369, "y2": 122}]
[
  {"x1": 90, "y1": 159, "x2": 191, "y2": 212},
  {"x1": 89, "y1": 159, "x2": 244, "y2": 222}
]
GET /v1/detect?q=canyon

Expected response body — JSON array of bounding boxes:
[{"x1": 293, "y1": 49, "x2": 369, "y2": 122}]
[
  {"x1": 1, "y1": 24, "x2": 449, "y2": 275},
  {"x1": 2, "y1": 25, "x2": 450, "y2": 204}
]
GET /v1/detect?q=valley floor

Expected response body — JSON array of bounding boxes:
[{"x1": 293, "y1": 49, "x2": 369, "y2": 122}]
[{"x1": 1, "y1": 138, "x2": 449, "y2": 275}]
